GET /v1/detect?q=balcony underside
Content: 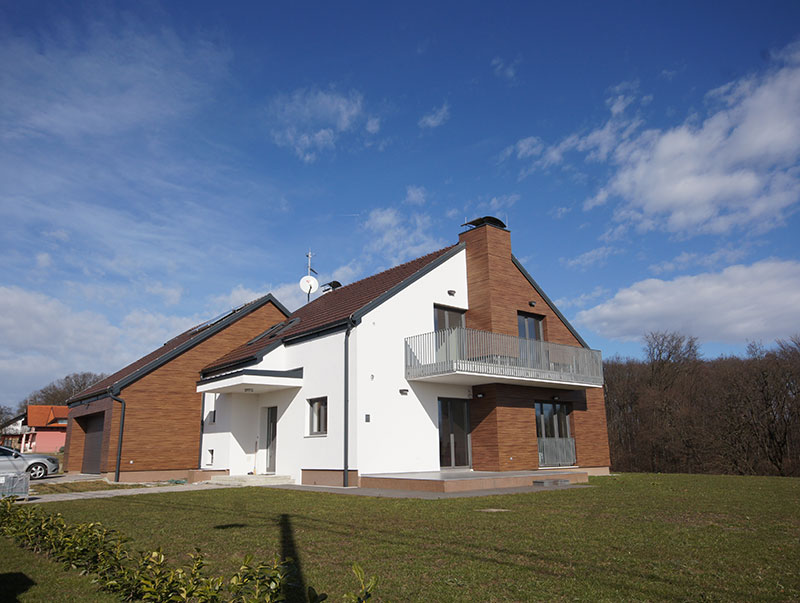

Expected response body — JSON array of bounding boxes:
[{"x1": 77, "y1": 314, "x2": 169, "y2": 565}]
[{"x1": 407, "y1": 360, "x2": 602, "y2": 389}]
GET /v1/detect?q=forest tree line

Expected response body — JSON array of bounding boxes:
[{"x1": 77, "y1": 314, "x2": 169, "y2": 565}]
[{"x1": 604, "y1": 331, "x2": 800, "y2": 477}]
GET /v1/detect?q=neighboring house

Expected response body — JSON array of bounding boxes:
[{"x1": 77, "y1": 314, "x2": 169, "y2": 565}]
[
  {"x1": 19, "y1": 405, "x2": 69, "y2": 453},
  {"x1": 64, "y1": 295, "x2": 290, "y2": 481},
  {"x1": 0, "y1": 413, "x2": 26, "y2": 449},
  {"x1": 198, "y1": 218, "x2": 610, "y2": 486}
]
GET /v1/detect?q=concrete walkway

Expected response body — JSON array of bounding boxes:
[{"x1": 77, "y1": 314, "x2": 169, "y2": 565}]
[
  {"x1": 19, "y1": 479, "x2": 587, "y2": 503},
  {"x1": 19, "y1": 481, "x2": 237, "y2": 504}
]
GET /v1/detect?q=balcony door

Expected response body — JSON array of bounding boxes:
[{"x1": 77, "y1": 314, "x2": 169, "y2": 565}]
[
  {"x1": 439, "y1": 398, "x2": 471, "y2": 468},
  {"x1": 535, "y1": 402, "x2": 576, "y2": 467}
]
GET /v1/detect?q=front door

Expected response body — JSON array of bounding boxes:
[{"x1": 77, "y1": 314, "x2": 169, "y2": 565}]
[
  {"x1": 438, "y1": 398, "x2": 471, "y2": 468},
  {"x1": 257, "y1": 407, "x2": 277, "y2": 474},
  {"x1": 81, "y1": 413, "x2": 105, "y2": 474}
]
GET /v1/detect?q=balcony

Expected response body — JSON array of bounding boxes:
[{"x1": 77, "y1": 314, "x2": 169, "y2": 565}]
[{"x1": 404, "y1": 327, "x2": 603, "y2": 389}]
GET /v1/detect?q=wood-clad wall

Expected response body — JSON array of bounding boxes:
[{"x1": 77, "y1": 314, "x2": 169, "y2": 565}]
[
  {"x1": 459, "y1": 223, "x2": 611, "y2": 469},
  {"x1": 65, "y1": 301, "x2": 287, "y2": 475},
  {"x1": 470, "y1": 384, "x2": 589, "y2": 471}
]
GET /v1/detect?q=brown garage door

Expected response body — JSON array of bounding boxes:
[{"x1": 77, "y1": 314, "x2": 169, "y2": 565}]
[{"x1": 81, "y1": 413, "x2": 105, "y2": 474}]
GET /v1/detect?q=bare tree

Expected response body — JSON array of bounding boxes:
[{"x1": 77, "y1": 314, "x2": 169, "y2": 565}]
[{"x1": 16, "y1": 372, "x2": 108, "y2": 414}]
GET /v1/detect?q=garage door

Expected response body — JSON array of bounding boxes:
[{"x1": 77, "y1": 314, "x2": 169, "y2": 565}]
[{"x1": 81, "y1": 413, "x2": 105, "y2": 474}]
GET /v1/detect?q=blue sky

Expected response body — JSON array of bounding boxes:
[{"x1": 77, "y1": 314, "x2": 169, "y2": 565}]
[{"x1": 2, "y1": 1, "x2": 800, "y2": 408}]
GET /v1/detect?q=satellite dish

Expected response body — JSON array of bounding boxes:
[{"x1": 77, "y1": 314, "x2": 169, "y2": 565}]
[{"x1": 299, "y1": 275, "x2": 319, "y2": 294}]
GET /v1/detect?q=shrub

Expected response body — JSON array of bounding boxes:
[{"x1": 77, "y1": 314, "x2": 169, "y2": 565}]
[{"x1": 0, "y1": 497, "x2": 376, "y2": 602}]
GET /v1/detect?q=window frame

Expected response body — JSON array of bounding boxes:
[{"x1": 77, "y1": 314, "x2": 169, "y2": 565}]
[
  {"x1": 517, "y1": 311, "x2": 544, "y2": 341},
  {"x1": 434, "y1": 304, "x2": 466, "y2": 331},
  {"x1": 308, "y1": 397, "x2": 328, "y2": 436}
]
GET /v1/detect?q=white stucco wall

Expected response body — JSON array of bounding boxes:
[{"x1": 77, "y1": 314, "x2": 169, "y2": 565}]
[{"x1": 354, "y1": 248, "x2": 473, "y2": 474}]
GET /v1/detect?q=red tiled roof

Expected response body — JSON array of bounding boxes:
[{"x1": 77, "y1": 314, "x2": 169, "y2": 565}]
[
  {"x1": 26, "y1": 405, "x2": 67, "y2": 428},
  {"x1": 71, "y1": 295, "x2": 284, "y2": 402},
  {"x1": 203, "y1": 245, "x2": 460, "y2": 374}
]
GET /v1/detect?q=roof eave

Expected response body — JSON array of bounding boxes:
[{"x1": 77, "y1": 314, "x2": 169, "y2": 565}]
[{"x1": 69, "y1": 293, "x2": 289, "y2": 403}]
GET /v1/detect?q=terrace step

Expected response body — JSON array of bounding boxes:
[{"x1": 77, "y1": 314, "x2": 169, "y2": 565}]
[
  {"x1": 209, "y1": 474, "x2": 295, "y2": 486},
  {"x1": 532, "y1": 479, "x2": 571, "y2": 487}
]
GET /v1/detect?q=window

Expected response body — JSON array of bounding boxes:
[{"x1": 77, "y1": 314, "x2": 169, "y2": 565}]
[
  {"x1": 518, "y1": 312, "x2": 543, "y2": 340},
  {"x1": 434, "y1": 305, "x2": 465, "y2": 330},
  {"x1": 309, "y1": 397, "x2": 328, "y2": 435},
  {"x1": 206, "y1": 410, "x2": 216, "y2": 425},
  {"x1": 535, "y1": 403, "x2": 570, "y2": 439}
]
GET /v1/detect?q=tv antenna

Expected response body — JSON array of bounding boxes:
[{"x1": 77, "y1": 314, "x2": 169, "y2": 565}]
[{"x1": 299, "y1": 248, "x2": 319, "y2": 302}]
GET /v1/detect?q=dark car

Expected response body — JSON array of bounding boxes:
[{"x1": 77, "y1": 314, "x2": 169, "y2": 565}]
[{"x1": 0, "y1": 445, "x2": 59, "y2": 479}]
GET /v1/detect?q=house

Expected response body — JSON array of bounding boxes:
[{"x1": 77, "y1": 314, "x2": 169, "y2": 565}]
[
  {"x1": 18, "y1": 405, "x2": 69, "y2": 453},
  {"x1": 0, "y1": 413, "x2": 26, "y2": 449},
  {"x1": 198, "y1": 218, "x2": 610, "y2": 487},
  {"x1": 64, "y1": 294, "x2": 290, "y2": 481}
]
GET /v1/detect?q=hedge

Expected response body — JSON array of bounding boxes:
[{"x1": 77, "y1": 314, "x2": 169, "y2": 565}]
[{"x1": 0, "y1": 497, "x2": 376, "y2": 602}]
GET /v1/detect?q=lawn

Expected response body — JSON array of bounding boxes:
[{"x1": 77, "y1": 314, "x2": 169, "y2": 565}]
[
  {"x1": 11, "y1": 473, "x2": 800, "y2": 601},
  {"x1": 0, "y1": 536, "x2": 118, "y2": 602}
]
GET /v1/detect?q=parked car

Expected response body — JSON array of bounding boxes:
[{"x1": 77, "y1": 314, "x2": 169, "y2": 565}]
[{"x1": 0, "y1": 445, "x2": 59, "y2": 479}]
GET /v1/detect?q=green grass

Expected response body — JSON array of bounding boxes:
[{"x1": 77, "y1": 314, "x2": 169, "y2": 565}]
[
  {"x1": 18, "y1": 473, "x2": 800, "y2": 601},
  {"x1": 0, "y1": 535, "x2": 118, "y2": 602},
  {"x1": 30, "y1": 480, "x2": 144, "y2": 495}
]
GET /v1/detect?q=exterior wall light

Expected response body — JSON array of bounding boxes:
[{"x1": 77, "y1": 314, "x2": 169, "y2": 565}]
[
  {"x1": 447, "y1": 290, "x2": 456, "y2": 296},
  {"x1": 529, "y1": 301, "x2": 537, "y2": 307},
  {"x1": 399, "y1": 389, "x2": 409, "y2": 395}
]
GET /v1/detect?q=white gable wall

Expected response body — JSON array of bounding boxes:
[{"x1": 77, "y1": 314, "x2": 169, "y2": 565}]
[{"x1": 354, "y1": 248, "x2": 472, "y2": 475}]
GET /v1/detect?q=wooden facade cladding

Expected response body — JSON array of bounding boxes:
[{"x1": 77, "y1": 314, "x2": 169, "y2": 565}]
[
  {"x1": 459, "y1": 223, "x2": 611, "y2": 470},
  {"x1": 65, "y1": 301, "x2": 288, "y2": 475},
  {"x1": 458, "y1": 224, "x2": 583, "y2": 345}
]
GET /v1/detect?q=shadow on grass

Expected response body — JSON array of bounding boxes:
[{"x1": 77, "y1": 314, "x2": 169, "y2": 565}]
[
  {"x1": 280, "y1": 513, "x2": 307, "y2": 603},
  {"x1": 0, "y1": 572, "x2": 35, "y2": 601},
  {"x1": 213, "y1": 523, "x2": 248, "y2": 530}
]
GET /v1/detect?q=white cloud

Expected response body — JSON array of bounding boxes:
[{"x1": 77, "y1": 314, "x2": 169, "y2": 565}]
[
  {"x1": 479, "y1": 193, "x2": 520, "y2": 212},
  {"x1": 404, "y1": 185, "x2": 427, "y2": 206},
  {"x1": 366, "y1": 116, "x2": 381, "y2": 134},
  {"x1": 268, "y1": 88, "x2": 365, "y2": 162},
  {"x1": 35, "y1": 252, "x2": 52, "y2": 268},
  {"x1": 491, "y1": 56, "x2": 519, "y2": 81},
  {"x1": 648, "y1": 246, "x2": 749, "y2": 274},
  {"x1": 505, "y1": 43, "x2": 800, "y2": 236},
  {"x1": 145, "y1": 281, "x2": 183, "y2": 306},
  {"x1": 364, "y1": 207, "x2": 446, "y2": 265},
  {"x1": 554, "y1": 286, "x2": 610, "y2": 309},
  {"x1": 0, "y1": 18, "x2": 228, "y2": 142},
  {"x1": 549, "y1": 206, "x2": 572, "y2": 219},
  {"x1": 575, "y1": 260, "x2": 800, "y2": 343},
  {"x1": 418, "y1": 102, "x2": 450, "y2": 129},
  {"x1": 0, "y1": 285, "x2": 201, "y2": 406},
  {"x1": 500, "y1": 136, "x2": 543, "y2": 162},
  {"x1": 561, "y1": 246, "x2": 622, "y2": 269}
]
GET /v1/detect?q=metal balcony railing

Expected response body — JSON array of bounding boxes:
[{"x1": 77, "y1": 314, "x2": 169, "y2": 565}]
[{"x1": 404, "y1": 327, "x2": 603, "y2": 387}]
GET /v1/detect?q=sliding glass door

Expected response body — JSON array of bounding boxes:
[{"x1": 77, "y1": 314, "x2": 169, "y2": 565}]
[{"x1": 438, "y1": 398, "x2": 471, "y2": 468}]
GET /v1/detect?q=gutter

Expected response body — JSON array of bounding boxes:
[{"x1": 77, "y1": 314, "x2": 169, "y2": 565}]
[
  {"x1": 343, "y1": 315, "x2": 355, "y2": 486},
  {"x1": 107, "y1": 388, "x2": 126, "y2": 483}
]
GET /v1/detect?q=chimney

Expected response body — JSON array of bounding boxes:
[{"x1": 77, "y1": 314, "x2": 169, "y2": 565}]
[{"x1": 458, "y1": 216, "x2": 516, "y2": 335}]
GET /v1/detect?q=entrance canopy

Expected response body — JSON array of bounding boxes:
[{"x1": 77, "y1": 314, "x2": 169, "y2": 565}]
[{"x1": 197, "y1": 368, "x2": 303, "y2": 395}]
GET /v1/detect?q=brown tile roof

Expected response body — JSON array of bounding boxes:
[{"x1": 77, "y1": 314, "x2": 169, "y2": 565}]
[
  {"x1": 26, "y1": 405, "x2": 68, "y2": 428},
  {"x1": 71, "y1": 295, "x2": 288, "y2": 402},
  {"x1": 203, "y1": 244, "x2": 461, "y2": 374}
]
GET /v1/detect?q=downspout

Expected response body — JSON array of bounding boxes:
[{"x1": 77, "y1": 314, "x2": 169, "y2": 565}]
[
  {"x1": 343, "y1": 315, "x2": 355, "y2": 486},
  {"x1": 107, "y1": 388, "x2": 126, "y2": 483}
]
